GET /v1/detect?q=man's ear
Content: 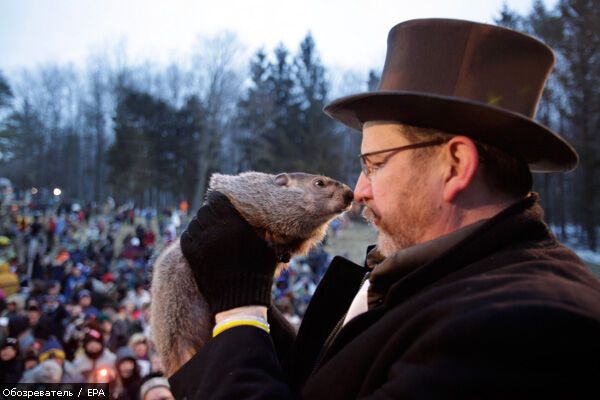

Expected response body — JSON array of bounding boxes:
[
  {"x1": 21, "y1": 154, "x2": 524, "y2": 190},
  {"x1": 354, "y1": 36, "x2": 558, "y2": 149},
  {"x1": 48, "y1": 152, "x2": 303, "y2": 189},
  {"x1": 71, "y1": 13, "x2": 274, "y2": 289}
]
[{"x1": 441, "y1": 136, "x2": 480, "y2": 202}]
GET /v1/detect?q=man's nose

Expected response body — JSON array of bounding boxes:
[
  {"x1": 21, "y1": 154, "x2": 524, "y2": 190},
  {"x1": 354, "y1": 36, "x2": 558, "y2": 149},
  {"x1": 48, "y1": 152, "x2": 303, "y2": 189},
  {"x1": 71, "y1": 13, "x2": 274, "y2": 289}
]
[{"x1": 353, "y1": 172, "x2": 372, "y2": 204}]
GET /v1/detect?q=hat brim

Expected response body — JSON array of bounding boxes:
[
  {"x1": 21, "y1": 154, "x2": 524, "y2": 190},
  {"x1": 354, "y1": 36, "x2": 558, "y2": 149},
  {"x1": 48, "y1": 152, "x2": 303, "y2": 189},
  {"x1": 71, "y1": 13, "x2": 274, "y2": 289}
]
[{"x1": 324, "y1": 91, "x2": 578, "y2": 172}]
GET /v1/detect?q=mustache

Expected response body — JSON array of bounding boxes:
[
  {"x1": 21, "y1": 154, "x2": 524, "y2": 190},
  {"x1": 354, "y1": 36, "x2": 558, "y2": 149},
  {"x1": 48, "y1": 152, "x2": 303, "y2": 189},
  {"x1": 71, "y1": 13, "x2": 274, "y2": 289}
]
[{"x1": 361, "y1": 205, "x2": 378, "y2": 223}]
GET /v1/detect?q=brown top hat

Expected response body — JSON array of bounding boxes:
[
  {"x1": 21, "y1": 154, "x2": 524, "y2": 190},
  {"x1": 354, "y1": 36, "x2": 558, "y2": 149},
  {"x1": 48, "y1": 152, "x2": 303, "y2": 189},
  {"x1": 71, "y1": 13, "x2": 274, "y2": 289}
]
[{"x1": 324, "y1": 19, "x2": 578, "y2": 172}]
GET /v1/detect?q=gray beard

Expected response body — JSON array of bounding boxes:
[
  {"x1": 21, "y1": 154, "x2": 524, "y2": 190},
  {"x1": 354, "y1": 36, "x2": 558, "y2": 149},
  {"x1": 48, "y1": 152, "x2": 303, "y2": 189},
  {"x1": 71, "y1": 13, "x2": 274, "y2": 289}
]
[{"x1": 362, "y1": 206, "x2": 401, "y2": 257}]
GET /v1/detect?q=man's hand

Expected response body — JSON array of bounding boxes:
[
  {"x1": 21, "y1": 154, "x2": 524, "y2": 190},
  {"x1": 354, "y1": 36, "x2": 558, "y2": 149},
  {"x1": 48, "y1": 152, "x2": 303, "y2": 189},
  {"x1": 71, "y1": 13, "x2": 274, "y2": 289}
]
[{"x1": 180, "y1": 191, "x2": 278, "y2": 314}]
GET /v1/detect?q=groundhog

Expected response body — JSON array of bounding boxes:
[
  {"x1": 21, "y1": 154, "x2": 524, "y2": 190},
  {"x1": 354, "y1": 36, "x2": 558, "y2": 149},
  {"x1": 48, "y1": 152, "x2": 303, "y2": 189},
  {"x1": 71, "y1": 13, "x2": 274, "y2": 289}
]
[{"x1": 151, "y1": 171, "x2": 354, "y2": 376}]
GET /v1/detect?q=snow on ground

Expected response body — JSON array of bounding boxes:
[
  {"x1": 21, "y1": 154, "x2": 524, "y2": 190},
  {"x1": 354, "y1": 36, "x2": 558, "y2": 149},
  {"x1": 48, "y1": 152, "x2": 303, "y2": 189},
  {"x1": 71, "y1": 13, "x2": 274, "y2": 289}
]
[{"x1": 550, "y1": 224, "x2": 600, "y2": 266}]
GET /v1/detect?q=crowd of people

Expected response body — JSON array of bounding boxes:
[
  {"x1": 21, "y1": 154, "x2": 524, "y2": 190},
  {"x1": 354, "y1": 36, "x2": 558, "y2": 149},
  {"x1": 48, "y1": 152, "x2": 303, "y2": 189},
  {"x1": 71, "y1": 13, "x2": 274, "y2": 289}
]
[
  {"x1": 0, "y1": 200, "x2": 188, "y2": 399},
  {"x1": 0, "y1": 197, "x2": 343, "y2": 397}
]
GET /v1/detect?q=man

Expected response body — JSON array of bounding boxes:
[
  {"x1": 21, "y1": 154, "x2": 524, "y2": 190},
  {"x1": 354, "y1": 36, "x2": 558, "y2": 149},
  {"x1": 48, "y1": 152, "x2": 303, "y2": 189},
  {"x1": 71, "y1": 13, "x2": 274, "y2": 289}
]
[
  {"x1": 73, "y1": 323, "x2": 116, "y2": 381},
  {"x1": 171, "y1": 19, "x2": 600, "y2": 398},
  {"x1": 29, "y1": 336, "x2": 83, "y2": 383},
  {"x1": 0, "y1": 337, "x2": 22, "y2": 383}
]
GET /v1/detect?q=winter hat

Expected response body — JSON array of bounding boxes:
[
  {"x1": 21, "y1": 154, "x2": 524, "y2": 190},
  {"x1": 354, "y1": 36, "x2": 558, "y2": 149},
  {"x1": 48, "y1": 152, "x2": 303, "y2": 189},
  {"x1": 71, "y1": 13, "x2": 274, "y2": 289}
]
[
  {"x1": 97, "y1": 313, "x2": 111, "y2": 323},
  {"x1": 1, "y1": 336, "x2": 19, "y2": 351},
  {"x1": 101, "y1": 273, "x2": 115, "y2": 283},
  {"x1": 116, "y1": 346, "x2": 136, "y2": 364},
  {"x1": 128, "y1": 333, "x2": 147, "y2": 348},
  {"x1": 139, "y1": 376, "x2": 171, "y2": 400},
  {"x1": 83, "y1": 324, "x2": 104, "y2": 346},
  {"x1": 78, "y1": 289, "x2": 92, "y2": 300},
  {"x1": 38, "y1": 336, "x2": 66, "y2": 362}
]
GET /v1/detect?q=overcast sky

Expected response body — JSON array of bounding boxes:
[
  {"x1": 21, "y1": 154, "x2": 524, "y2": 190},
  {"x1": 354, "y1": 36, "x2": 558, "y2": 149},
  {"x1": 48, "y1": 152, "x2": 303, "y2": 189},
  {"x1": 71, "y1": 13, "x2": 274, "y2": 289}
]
[{"x1": 0, "y1": 0, "x2": 557, "y2": 76}]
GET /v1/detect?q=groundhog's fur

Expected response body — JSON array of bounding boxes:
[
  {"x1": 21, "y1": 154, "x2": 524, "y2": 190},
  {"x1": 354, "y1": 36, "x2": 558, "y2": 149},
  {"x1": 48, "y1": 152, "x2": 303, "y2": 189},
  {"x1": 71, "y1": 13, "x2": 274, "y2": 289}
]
[{"x1": 151, "y1": 172, "x2": 353, "y2": 377}]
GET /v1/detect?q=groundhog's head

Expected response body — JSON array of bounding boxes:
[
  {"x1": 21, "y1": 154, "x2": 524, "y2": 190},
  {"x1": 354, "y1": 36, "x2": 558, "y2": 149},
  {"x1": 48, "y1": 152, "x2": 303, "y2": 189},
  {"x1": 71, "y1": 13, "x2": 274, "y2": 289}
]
[{"x1": 208, "y1": 171, "x2": 353, "y2": 256}]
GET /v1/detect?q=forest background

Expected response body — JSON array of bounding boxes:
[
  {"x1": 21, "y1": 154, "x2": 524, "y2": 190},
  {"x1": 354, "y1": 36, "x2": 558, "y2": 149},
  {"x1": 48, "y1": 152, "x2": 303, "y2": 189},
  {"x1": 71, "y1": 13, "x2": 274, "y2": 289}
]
[{"x1": 0, "y1": 0, "x2": 599, "y2": 251}]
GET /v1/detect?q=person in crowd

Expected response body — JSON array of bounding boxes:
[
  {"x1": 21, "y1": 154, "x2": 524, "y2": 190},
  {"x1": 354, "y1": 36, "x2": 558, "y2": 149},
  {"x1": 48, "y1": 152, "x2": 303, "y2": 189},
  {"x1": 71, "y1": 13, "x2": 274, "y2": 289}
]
[
  {"x1": 0, "y1": 336, "x2": 23, "y2": 383},
  {"x1": 62, "y1": 303, "x2": 87, "y2": 360},
  {"x1": 18, "y1": 304, "x2": 41, "y2": 350},
  {"x1": 125, "y1": 284, "x2": 150, "y2": 310},
  {"x1": 20, "y1": 359, "x2": 62, "y2": 383},
  {"x1": 72, "y1": 323, "x2": 116, "y2": 380},
  {"x1": 36, "y1": 294, "x2": 68, "y2": 340},
  {"x1": 7, "y1": 314, "x2": 29, "y2": 351},
  {"x1": 22, "y1": 349, "x2": 38, "y2": 371},
  {"x1": 108, "y1": 303, "x2": 141, "y2": 353},
  {"x1": 0, "y1": 262, "x2": 19, "y2": 297},
  {"x1": 171, "y1": 19, "x2": 600, "y2": 399},
  {"x1": 64, "y1": 265, "x2": 86, "y2": 300},
  {"x1": 139, "y1": 373, "x2": 174, "y2": 400},
  {"x1": 37, "y1": 336, "x2": 83, "y2": 382},
  {"x1": 1, "y1": 295, "x2": 21, "y2": 318},
  {"x1": 47, "y1": 280, "x2": 66, "y2": 303},
  {"x1": 139, "y1": 302, "x2": 151, "y2": 338},
  {"x1": 77, "y1": 289, "x2": 99, "y2": 317},
  {"x1": 114, "y1": 346, "x2": 143, "y2": 400},
  {"x1": 97, "y1": 312, "x2": 113, "y2": 344},
  {"x1": 25, "y1": 214, "x2": 45, "y2": 281},
  {"x1": 128, "y1": 333, "x2": 151, "y2": 377}
]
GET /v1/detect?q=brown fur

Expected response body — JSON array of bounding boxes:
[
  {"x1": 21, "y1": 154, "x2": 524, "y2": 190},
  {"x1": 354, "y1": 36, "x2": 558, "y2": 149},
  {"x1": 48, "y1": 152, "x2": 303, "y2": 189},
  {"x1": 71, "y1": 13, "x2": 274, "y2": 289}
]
[{"x1": 151, "y1": 172, "x2": 353, "y2": 376}]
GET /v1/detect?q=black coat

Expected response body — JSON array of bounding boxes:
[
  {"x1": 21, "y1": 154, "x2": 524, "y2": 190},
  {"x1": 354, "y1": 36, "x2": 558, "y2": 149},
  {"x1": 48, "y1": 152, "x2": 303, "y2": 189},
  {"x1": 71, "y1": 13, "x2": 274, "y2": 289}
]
[
  {"x1": 170, "y1": 196, "x2": 600, "y2": 399},
  {"x1": 0, "y1": 358, "x2": 23, "y2": 384}
]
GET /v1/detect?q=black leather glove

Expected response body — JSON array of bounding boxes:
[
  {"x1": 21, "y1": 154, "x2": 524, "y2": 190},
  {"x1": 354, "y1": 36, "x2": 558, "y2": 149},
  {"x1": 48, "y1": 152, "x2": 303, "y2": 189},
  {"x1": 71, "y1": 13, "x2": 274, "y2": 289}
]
[{"x1": 180, "y1": 191, "x2": 278, "y2": 313}]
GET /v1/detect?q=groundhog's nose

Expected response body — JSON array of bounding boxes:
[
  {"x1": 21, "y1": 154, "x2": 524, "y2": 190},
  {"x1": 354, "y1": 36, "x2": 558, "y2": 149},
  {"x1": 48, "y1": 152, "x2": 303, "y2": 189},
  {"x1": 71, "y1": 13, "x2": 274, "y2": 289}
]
[{"x1": 343, "y1": 188, "x2": 354, "y2": 205}]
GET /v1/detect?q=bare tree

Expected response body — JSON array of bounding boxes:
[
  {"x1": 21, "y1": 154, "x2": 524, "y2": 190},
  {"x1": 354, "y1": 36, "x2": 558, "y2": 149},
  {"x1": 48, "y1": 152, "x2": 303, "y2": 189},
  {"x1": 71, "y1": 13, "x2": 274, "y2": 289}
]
[{"x1": 189, "y1": 32, "x2": 245, "y2": 210}]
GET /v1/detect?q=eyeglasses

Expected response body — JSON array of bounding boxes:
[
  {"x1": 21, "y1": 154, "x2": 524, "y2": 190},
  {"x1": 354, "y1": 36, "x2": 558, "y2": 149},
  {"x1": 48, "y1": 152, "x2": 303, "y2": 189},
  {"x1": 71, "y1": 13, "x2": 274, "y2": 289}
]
[{"x1": 358, "y1": 139, "x2": 446, "y2": 181}]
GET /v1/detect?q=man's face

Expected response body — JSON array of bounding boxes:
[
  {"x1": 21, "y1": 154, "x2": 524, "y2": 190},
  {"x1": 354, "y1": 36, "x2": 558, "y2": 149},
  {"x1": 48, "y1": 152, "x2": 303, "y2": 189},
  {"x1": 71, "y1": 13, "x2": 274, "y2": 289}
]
[
  {"x1": 354, "y1": 123, "x2": 442, "y2": 256},
  {"x1": 85, "y1": 340, "x2": 102, "y2": 354}
]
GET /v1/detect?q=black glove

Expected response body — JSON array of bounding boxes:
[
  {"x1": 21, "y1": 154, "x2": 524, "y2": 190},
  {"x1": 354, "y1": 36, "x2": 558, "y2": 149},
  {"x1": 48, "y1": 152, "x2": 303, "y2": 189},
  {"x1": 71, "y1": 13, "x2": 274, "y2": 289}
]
[{"x1": 180, "y1": 191, "x2": 278, "y2": 313}]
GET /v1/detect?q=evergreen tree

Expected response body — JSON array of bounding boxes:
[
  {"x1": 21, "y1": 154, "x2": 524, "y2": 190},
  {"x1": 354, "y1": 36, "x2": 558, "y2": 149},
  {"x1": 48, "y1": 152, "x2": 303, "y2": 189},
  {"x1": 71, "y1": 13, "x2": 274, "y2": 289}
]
[
  {"x1": 108, "y1": 89, "x2": 178, "y2": 205},
  {"x1": 0, "y1": 71, "x2": 11, "y2": 111},
  {"x1": 553, "y1": 0, "x2": 600, "y2": 249},
  {"x1": 176, "y1": 95, "x2": 206, "y2": 203},
  {"x1": 293, "y1": 33, "x2": 341, "y2": 178},
  {"x1": 367, "y1": 70, "x2": 380, "y2": 91},
  {"x1": 1, "y1": 100, "x2": 45, "y2": 189},
  {"x1": 268, "y1": 43, "x2": 301, "y2": 173},
  {"x1": 236, "y1": 49, "x2": 277, "y2": 171},
  {"x1": 495, "y1": 2, "x2": 522, "y2": 29}
]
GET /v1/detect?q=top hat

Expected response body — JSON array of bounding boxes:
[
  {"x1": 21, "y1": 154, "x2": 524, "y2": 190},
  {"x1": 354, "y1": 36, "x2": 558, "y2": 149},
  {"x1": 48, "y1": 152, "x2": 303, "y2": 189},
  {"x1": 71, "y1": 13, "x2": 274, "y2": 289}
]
[{"x1": 324, "y1": 18, "x2": 578, "y2": 172}]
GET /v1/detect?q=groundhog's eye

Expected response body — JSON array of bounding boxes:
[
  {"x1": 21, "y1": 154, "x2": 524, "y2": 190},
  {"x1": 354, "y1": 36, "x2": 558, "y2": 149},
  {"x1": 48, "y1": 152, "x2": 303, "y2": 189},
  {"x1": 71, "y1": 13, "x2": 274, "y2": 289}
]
[{"x1": 314, "y1": 179, "x2": 326, "y2": 188}]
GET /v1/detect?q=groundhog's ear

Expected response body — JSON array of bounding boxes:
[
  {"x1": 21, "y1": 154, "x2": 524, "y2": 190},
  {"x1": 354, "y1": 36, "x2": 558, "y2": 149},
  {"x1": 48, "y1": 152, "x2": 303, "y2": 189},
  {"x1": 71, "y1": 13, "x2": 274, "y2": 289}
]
[{"x1": 274, "y1": 173, "x2": 290, "y2": 187}]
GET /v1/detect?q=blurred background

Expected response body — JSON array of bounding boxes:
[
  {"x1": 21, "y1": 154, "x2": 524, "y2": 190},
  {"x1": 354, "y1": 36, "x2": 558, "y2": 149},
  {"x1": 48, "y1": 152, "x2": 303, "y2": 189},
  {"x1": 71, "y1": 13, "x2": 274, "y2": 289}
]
[{"x1": 0, "y1": 0, "x2": 599, "y2": 391}]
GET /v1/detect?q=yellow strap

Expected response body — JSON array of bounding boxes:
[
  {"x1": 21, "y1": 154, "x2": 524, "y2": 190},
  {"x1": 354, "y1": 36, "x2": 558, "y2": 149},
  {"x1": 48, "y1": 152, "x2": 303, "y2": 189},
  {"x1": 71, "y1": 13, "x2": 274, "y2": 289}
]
[{"x1": 213, "y1": 319, "x2": 270, "y2": 337}]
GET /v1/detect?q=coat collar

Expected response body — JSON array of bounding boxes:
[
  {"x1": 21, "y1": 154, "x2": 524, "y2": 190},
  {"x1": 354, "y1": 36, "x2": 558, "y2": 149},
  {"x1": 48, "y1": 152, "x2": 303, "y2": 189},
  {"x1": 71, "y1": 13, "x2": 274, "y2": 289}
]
[
  {"x1": 316, "y1": 193, "x2": 554, "y2": 369},
  {"x1": 367, "y1": 218, "x2": 487, "y2": 308}
]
